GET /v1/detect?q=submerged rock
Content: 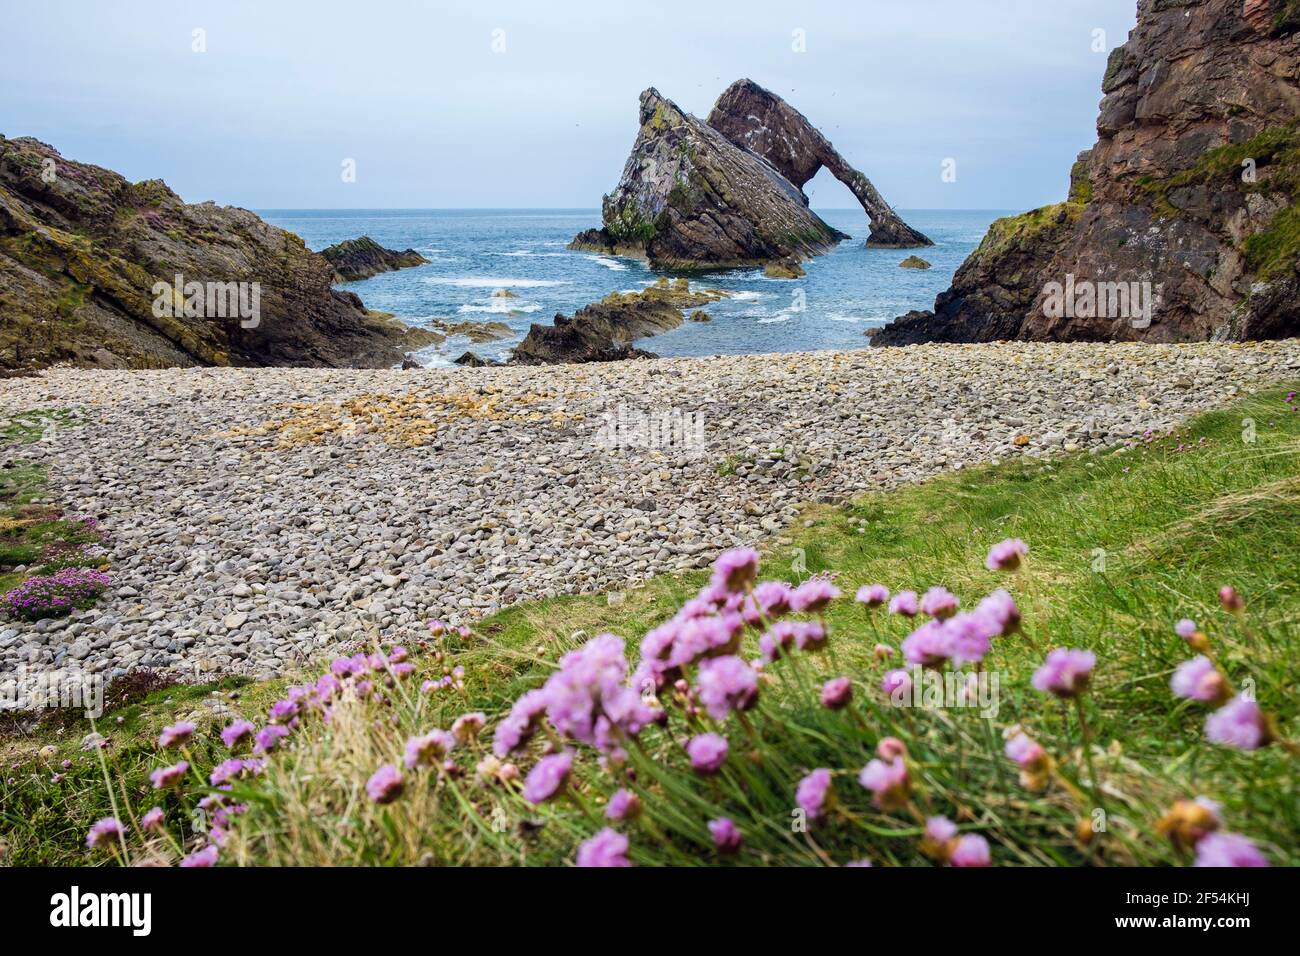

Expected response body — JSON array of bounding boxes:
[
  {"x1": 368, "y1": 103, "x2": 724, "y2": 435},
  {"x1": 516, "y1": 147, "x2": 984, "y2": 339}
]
[
  {"x1": 320, "y1": 236, "x2": 427, "y2": 282},
  {"x1": 764, "y1": 259, "x2": 806, "y2": 279},
  {"x1": 430, "y1": 319, "x2": 511, "y2": 343},
  {"x1": 453, "y1": 351, "x2": 502, "y2": 367},
  {"x1": 899, "y1": 256, "x2": 932, "y2": 270},
  {"x1": 570, "y1": 82, "x2": 926, "y2": 269},
  {"x1": 510, "y1": 277, "x2": 729, "y2": 365},
  {"x1": 873, "y1": 0, "x2": 1300, "y2": 346},
  {"x1": 0, "y1": 136, "x2": 435, "y2": 370}
]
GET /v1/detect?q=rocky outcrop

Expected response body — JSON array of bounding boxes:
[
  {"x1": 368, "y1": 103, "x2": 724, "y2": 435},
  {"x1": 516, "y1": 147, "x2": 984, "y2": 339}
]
[
  {"x1": 320, "y1": 236, "x2": 427, "y2": 282},
  {"x1": 707, "y1": 79, "x2": 931, "y2": 248},
  {"x1": 0, "y1": 136, "x2": 436, "y2": 370},
  {"x1": 874, "y1": 0, "x2": 1300, "y2": 347},
  {"x1": 570, "y1": 83, "x2": 927, "y2": 268},
  {"x1": 510, "y1": 278, "x2": 728, "y2": 365}
]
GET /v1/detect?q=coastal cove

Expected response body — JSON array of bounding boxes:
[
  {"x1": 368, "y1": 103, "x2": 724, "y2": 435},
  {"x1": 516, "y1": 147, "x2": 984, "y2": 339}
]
[{"x1": 259, "y1": 208, "x2": 1003, "y2": 366}]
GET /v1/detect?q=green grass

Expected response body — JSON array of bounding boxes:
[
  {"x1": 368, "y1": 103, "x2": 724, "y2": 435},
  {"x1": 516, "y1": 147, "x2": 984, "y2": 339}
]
[
  {"x1": 0, "y1": 409, "x2": 106, "y2": 594},
  {"x1": 2, "y1": 386, "x2": 1299, "y2": 866}
]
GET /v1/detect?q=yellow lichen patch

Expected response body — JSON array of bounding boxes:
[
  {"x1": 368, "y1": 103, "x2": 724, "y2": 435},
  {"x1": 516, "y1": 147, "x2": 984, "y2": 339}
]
[{"x1": 222, "y1": 390, "x2": 586, "y2": 449}]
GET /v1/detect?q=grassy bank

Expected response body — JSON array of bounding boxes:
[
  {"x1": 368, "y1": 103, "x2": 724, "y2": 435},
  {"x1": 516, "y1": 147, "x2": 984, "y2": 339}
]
[{"x1": 2, "y1": 384, "x2": 1298, "y2": 866}]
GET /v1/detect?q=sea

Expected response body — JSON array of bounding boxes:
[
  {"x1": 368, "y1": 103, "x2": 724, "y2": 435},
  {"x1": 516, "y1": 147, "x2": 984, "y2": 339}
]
[{"x1": 256, "y1": 208, "x2": 1010, "y2": 367}]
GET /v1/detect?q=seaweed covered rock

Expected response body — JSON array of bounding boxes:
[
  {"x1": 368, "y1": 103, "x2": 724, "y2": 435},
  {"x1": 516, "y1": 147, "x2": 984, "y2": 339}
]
[
  {"x1": 510, "y1": 278, "x2": 729, "y2": 365},
  {"x1": 320, "y1": 236, "x2": 427, "y2": 282}
]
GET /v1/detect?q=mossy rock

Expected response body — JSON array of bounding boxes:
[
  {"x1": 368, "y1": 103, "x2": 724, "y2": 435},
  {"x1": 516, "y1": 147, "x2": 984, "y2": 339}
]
[
  {"x1": 899, "y1": 256, "x2": 932, "y2": 270},
  {"x1": 689, "y1": 310, "x2": 711, "y2": 322},
  {"x1": 764, "y1": 259, "x2": 805, "y2": 279}
]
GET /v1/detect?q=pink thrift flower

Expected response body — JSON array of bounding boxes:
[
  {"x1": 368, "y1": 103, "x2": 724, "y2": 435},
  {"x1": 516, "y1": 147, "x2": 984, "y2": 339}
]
[
  {"x1": 753, "y1": 580, "x2": 794, "y2": 616},
  {"x1": 220, "y1": 719, "x2": 255, "y2": 749},
  {"x1": 695, "y1": 655, "x2": 758, "y2": 720},
  {"x1": 254, "y1": 724, "x2": 290, "y2": 754},
  {"x1": 1170, "y1": 656, "x2": 1228, "y2": 703},
  {"x1": 902, "y1": 619, "x2": 953, "y2": 668},
  {"x1": 605, "y1": 788, "x2": 640, "y2": 821},
  {"x1": 881, "y1": 668, "x2": 912, "y2": 700},
  {"x1": 141, "y1": 807, "x2": 165, "y2": 831},
  {"x1": 858, "y1": 757, "x2": 908, "y2": 809},
  {"x1": 974, "y1": 588, "x2": 1021, "y2": 636},
  {"x1": 158, "y1": 721, "x2": 195, "y2": 749},
  {"x1": 1218, "y1": 586, "x2": 1244, "y2": 612},
  {"x1": 709, "y1": 817, "x2": 743, "y2": 854},
  {"x1": 949, "y1": 834, "x2": 992, "y2": 867},
  {"x1": 820, "y1": 677, "x2": 853, "y2": 710},
  {"x1": 888, "y1": 590, "x2": 919, "y2": 617},
  {"x1": 180, "y1": 845, "x2": 219, "y2": 868},
  {"x1": 1204, "y1": 695, "x2": 1269, "y2": 751},
  {"x1": 985, "y1": 538, "x2": 1028, "y2": 572},
  {"x1": 86, "y1": 817, "x2": 125, "y2": 850},
  {"x1": 873, "y1": 643, "x2": 894, "y2": 660},
  {"x1": 790, "y1": 578, "x2": 841, "y2": 613},
  {"x1": 1004, "y1": 732, "x2": 1045, "y2": 768},
  {"x1": 452, "y1": 712, "x2": 486, "y2": 742},
  {"x1": 855, "y1": 584, "x2": 890, "y2": 608},
  {"x1": 404, "y1": 729, "x2": 455, "y2": 769},
  {"x1": 149, "y1": 761, "x2": 189, "y2": 790},
  {"x1": 1193, "y1": 832, "x2": 1269, "y2": 868},
  {"x1": 796, "y1": 768, "x2": 833, "y2": 820},
  {"x1": 711, "y1": 548, "x2": 760, "y2": 593},
  {"x1": 877, "y1": 737, "x2": 907, "y2": 761},
  {"x1": 920, "y1": 586, "x2": 960, "y2": 619},
  {"x1": 686, "y1": 733, "x2": 729, "y2": 774},
  {"x1": 1032, "y1": 648, "x2": 1096, "y2": 698},
  {"x1": 366, "y1": 764, "x2": 405, "y2": 804},
  {"x1": 577, "y1": 828, "x2": 631, "y2": 867},
  {"x1": 1174, "y1": 619, "x2": 1198, "y2": 640},
  {"x1": 925, "y1": 816, "x2": 958, "y2": 843},
  {"x1": 522, "y1": 750, "x2": 573, "y2": 804}
]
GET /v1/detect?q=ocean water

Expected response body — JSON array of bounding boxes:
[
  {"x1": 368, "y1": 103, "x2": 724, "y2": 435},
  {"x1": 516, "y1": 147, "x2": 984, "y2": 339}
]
[{"x1": 257, "y1": 208, "x2": 1009, "y2": 367}]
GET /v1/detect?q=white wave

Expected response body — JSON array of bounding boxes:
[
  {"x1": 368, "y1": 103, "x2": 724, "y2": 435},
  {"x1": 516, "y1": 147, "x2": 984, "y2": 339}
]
[
  {"x1": 729, "y1": 291, "x2": 764, "y2": 302},
  {"x1": 422, "y1": 277, "x2": 569, "y2": 288},
  {"x1": 458, "y1": 301, "x2": 541, "y2": 314},
  {"x1": 826, "y1": 312, "x2": 887, "y2": 323},
  {"x1": 587, "y1": 255, "x2": 628, "y2": 271},
  {"x1": 757, "y1": 312, "x2": 796, "y2": 324}
]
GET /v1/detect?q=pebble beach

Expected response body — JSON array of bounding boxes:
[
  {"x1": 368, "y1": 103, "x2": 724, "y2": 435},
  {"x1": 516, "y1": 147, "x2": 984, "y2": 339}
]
[{"x1": 3, "y1": 339, "x2": 1299, "y2": 680}]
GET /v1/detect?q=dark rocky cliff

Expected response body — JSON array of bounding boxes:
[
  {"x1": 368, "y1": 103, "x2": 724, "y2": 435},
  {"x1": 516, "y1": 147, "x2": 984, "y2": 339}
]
[
  {"x1": 874, "y1": 0, "x2": 1300, "y2": 346},
  {"x1": 0, "y1": 136, "x2": 435, "y2": 369}
]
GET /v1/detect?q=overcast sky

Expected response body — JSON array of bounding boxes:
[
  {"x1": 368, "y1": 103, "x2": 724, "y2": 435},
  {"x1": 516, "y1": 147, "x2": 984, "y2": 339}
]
[{"x1": 1, "y1": 0, "x2": 1137, "y2": 211}]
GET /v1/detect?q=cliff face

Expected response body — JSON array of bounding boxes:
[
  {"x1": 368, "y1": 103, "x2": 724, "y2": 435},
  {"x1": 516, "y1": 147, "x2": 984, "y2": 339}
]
[
  {"x1": 320, "y1": 236, "x2": 428, "y2": 282},
  {"x1": 0, "y1": 136, "x2": 435, "y2": 370},
  {"x1": 874, "y1": 0, "x2": 1300, "y2": 347},
  {"x1": 572, "y1": 83, "x2": 928, "y2": 268}
]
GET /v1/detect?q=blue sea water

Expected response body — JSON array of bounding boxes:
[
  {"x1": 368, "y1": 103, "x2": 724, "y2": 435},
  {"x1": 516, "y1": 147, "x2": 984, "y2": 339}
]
[{"x1": 257, "y1": 208, "x2": 1009, "y2": 367}]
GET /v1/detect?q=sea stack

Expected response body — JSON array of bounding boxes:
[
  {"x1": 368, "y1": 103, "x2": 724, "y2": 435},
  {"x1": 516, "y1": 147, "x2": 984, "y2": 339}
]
[{"x1": 570, "y1": 81, "x2": 929, "y2": 269}]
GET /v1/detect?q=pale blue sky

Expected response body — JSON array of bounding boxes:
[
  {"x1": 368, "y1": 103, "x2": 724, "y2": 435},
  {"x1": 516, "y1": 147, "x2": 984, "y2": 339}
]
[{"x1": 1, "y1": 0, "x2": 1137, "y2": 210}]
